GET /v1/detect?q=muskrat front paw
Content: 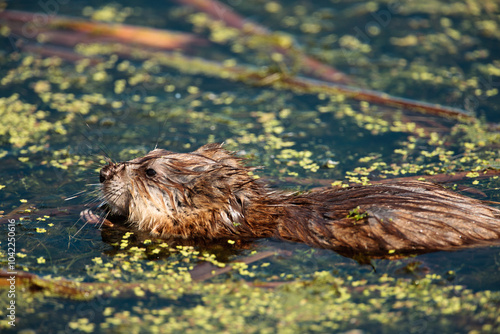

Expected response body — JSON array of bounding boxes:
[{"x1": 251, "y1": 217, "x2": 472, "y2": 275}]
[{"x1": 80, "y1": 209, "x2": 114, "y2": 227}]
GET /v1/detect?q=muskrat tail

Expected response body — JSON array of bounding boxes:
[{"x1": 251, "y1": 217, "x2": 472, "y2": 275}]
[{"x1": 277, "y1": 181, "x2": 500, "y2": 256}]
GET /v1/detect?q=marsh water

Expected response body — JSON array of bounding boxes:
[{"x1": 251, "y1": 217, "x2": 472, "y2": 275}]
[{"x1": 1, "y1": 0, "x2": 500, "y2": 333}]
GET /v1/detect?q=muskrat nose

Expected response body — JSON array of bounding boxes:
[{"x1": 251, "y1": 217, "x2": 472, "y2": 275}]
[{"x1": 99, "y1": 165, "x2": 113, "y2": 183}]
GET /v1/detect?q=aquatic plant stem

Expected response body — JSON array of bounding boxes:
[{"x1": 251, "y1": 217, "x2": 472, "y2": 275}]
[
  {"x1": 175, "y1": 0, "x2": 353, "y2": 84},
  {"x1": 0, "y1": 10, "x2": 205, "y2": 50},
  {"x1": 267, "y1": 75, "x2": 474, "y2": 121}
]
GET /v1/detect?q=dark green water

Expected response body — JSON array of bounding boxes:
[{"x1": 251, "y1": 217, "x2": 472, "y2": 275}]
[{"x1": 1, "y1": 0, "x2": 499, "y2": 333}]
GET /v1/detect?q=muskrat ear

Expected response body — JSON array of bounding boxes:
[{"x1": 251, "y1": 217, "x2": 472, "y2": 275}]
[
  {"x1": 194, "y1": 143, "x2": 244, "y2": 167},
  {"x1": 194, "y1": 143, "x2": 224, "y2": 153},
  {"x1": 147, "y1": 149, "x2": 173, "y2": 157},
  {"x1": 194, "y1": 143, "x2": 228, "y2": 159}
]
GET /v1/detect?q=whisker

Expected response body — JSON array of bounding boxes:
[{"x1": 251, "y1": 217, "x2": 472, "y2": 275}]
[
  {"x1": 153, "y1": 115, "x2": 170, "y2": 151},
  {"x1": 72, "y1": 219, "x2": 88, "y2": 237},
  {"x1": 76, "y1": 114, "x2": 115, "y2": 164},
  {"x1": 65, "y1": 190, "x2": 88, "y2": 201},
  {"x1": 97, "y1": 210, "x2": 112, "y2": 230}
]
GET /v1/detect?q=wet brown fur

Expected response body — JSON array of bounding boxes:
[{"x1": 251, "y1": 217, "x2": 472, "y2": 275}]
[{"x1": 100, "y1": 143, "x2": 500, "y2": 256}]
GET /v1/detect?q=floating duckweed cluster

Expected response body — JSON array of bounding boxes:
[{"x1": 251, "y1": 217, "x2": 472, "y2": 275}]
[
  {"x1": 0, "y1": 94, "x2": 64, "y2": 147},
  {"x1": 1, "y1": 264, "x2": 499, "y2": 333},
  {"x1": 82, "y1": 4, "x2": 134, "y2": 23}
]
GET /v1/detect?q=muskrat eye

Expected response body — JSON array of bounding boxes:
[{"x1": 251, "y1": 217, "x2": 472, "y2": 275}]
[{"x1": 145, "y1": 168, "x2": 157, "y2": 177}]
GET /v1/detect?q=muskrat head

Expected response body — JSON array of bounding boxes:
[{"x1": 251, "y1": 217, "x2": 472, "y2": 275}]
[
  {"x1": 99, "y1": 148, "x2": 174, "y2": 217},
  {"x1": 100, "y1": 143, "x2": 264, "y2": 237}
]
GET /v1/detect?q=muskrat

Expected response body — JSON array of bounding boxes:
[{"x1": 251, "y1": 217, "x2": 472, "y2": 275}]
[{"x1": 97, "y1": 143, "x2": 500, "y2": 257}]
